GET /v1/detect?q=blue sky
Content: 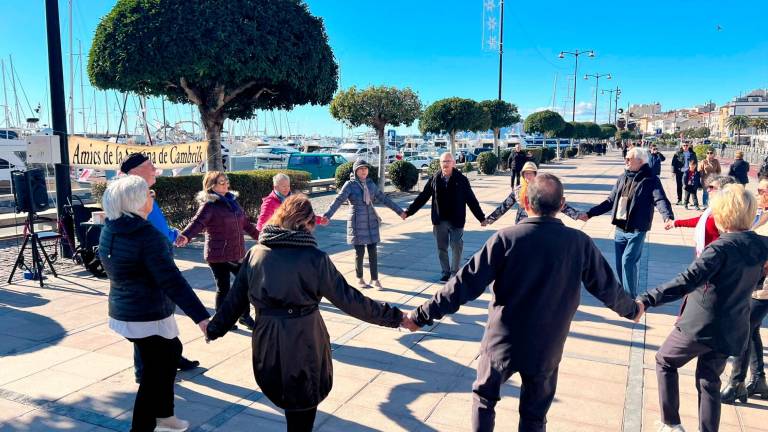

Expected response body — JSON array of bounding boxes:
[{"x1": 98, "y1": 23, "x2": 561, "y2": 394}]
[{"x1": 0, "y1": 0, "x2": 766, "y2": 137}]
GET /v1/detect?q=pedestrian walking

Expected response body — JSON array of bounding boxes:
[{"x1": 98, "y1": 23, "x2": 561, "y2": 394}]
[
  {"x1": 648, "y1": 145, "x2": 666, "y2": 177},
  {"x1": 406, "y1": 152, "x2": 485, "y2": 282},
  {"x1": 205, "y1": 194, "x2": 409, "y2": 432},
  {"x1": 699, "y1": 150, "x2": 722, "y2": 207},
  {"x1": 403, "y1": 174, "x2": 642, "y2": 432},
  {"x1": 482, "y1": 161, "x2": 584, "y2": 226},
  {"x1": 119, "y1": 153, "x2": 200, "y2": 381},
  {"x1": 322, "y1": 160, "x2": 406, "y2": 290},
  {"x1": 671, "y1": 143, "x2": 697, "y2": 205},
  {"x1": 728, "y1": 151, "x2": 750, "y2": 185},
  {"x1": 175, "y1": 171, "x2": 259, "y2": 330},
  {"x1": 508, "y1": 144, "x2": 528, "y2": 188},
  {"x1": 683, "y1": 160, "x2": 702, "y2": 210},
  {"x1": 639, "y1": 184, "x2": 768, "y2": 432},
  {"x1": 584, "y1": 147, "x2": 675, "y2": 297},
  {"x1": 99, "y1": 175, "x2": 210, "y2": 432},
  {"x1": 720, "y1": 178, "x2": 768, "y2": 404}
]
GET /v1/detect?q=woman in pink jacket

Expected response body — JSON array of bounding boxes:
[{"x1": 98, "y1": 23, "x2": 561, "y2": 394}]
[{"x1": 257, "y1": 173, "x2": 325, "y2": 232}]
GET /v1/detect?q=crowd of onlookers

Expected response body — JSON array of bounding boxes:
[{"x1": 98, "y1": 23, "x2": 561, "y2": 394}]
[{"x1": 96, "y1": 143, "x2": 766, "y2": 432}]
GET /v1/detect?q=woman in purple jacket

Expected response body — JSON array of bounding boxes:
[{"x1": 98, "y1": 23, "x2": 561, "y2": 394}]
[{"x1": 176, "y1": 171, "x2": 259, "y2": 330}]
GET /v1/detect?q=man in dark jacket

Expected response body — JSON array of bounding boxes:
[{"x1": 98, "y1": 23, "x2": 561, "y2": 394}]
[
  {"x1": 647, "y1": 144, "x2": 666, "y2": 177},
  {"x1": 406, "y1": 152, "x2": 485, "y2": 282},
  {"x1": 585, "y1": 147, "x2": 674, "y2": 297},
  {"x1": 508, "y1": 144, "x2": 528, "y2": 187},
  {"x1": 120, "y1": 153, "x2": 200, "y2": 378},
  {"x1": 671, "y1": 143, "x2": 697, "y2": 204},
  {"x1": 727, "y1": 151, "x2": 750, "y2": 184},
  {"x1": 405, "y1": 174, "x2": 642, "y2": 432},
  {"x1": 637, "y1": 184, "x2": 768, "y2": 432}
]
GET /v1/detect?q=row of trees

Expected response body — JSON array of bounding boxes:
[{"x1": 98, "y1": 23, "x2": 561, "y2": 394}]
[{"x1": 523, "y1": 110, "x2": 618, "y2": 140}]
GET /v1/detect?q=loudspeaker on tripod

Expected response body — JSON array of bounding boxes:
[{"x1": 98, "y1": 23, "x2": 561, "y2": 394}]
[{"x1": 11, "y1": 168, "x2": 51, "y2": 213}]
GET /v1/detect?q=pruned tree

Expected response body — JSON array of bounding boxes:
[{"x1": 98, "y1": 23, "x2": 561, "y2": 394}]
[
  {"x1": 524, "y1": 110, "x2": 565, "y2": 137},
  {"x1": 88, "y1": 0, "x2": 339, "y2": 170},
  {"x1": 584, "y1": 122, "x2": 602, "y2": 140},
  {"x1": 419, "y1": 98, "x2": 490, "y2": 154},
  {"x1": 600, "y1": 123, "x2": 618, "y2": 140},
  {"x1": 330, "y1": 86, "x2": 422, "y2": 189},
  {"x1": 479, "y1": 100, "x2": 520, "y2": 153}
]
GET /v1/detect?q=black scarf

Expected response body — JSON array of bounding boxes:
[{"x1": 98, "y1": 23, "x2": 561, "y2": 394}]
[{"x1": 258, "y1": 225, "x2": 317, "y2": 248}]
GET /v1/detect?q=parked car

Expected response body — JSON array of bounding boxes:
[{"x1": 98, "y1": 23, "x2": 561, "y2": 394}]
[
  {"x1": 287, "y1": 153, "x2": 347, "y2": 180},
  {"x1": 405, "y1": 155, "x2": 433, "y2": 168},
  {"x1": 455, "y1": 150, "x2": 477, "y2": 162}
]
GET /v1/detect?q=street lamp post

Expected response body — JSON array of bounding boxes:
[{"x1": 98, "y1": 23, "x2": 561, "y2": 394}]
[
  {"x1": 558, "y1": 49, "x2": 594, "y2": 121},
  {"x1": 584, "y1": 73, "x2": 611, "y2": 123},
  {"x1": 602, "y1": 88, "x2": 618, "y2": 124}
]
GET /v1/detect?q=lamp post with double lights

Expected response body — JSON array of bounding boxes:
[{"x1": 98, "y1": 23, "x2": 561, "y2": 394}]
[
  {"x1": 584, "y1": 72, "x2": 611, "y2": 123},
  {"x1": 602, "y1": 88, "x2": 619, "y2": 124},
  {"x1": 558, "y1": 49, "x2": 594, "y2": 121}
]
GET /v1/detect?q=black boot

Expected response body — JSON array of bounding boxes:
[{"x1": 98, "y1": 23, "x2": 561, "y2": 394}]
[
  {"x1": 746, "y1": 375, "x2": 768, "y2": 399},
  {"x1": 721, "y1": 382, "x2": 748, "y2": 404}
]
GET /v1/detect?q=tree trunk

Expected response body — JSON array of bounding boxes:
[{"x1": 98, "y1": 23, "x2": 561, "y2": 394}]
[
  {"x1": 449, "y1": 130, "x2": 456, "y2": 155},
  {"x1": 376, "y1": 126, "x2": 386, "y2": 190},
  {"x1": 493, "y1": 127, "x2": 501, "y2": 169},
  {"x1": 200, "y1": 109, "x2": 225, "y2": 171}
]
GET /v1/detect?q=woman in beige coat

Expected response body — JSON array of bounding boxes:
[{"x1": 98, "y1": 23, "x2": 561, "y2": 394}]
[{"x1": 698, "y1": 149, "x2": 721, "y2": 208}]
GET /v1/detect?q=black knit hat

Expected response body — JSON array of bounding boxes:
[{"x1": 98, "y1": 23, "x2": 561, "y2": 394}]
[
  {"x1": 120, "y1": 153, "x2": 149, "y2": 174},
  {"x1": 353, "y1": 159, "x2": 370, "y2": 172}
]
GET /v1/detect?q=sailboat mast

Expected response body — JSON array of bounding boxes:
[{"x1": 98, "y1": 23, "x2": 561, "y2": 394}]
[
  {"x1": 79, "y1": 39, "x2": 86, "y2": 135},
  {"x1": 1, "y1": 59, "x2": 9, "y2": 128},
  {"x1": 9, "y1": 55, "x2": 21, "y2": 127},
  {"x1": 68, "y1": 0, "x2": 74, "y2": 133}
]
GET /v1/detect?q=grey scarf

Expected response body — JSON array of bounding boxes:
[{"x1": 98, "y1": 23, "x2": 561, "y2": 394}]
[{"x1": 259, "y1": 225, "x2": 317, "y2": 248}]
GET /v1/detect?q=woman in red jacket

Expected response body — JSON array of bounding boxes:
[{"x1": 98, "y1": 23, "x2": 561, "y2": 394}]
[{"x1": 176, "y1": 171, "x2": 259, "y2": 330}]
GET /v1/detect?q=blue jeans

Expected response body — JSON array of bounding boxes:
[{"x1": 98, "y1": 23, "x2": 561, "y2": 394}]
[
  {"x1": 614, "y1": 228, "x2": 647, "y2": 297},
  {"x1": 702, "y1": 189, "x2": 709, "y2": 206}
]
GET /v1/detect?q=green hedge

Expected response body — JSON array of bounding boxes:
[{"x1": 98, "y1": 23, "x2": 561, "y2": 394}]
[
  {"x1": 387, "y1": 160, "x2": 419, "y2": 191},
  {"x1": 476, "y1": 152, "x2": 498, "y2": 175},
  {"x1": 463, "y1": 161, "x2": 474, "y2": 173},
  {"x1": 500, "y1": 149, "x2": 512, "y2": 170},
  {"x1": 92, "y1": 169, "x2": 310, "y2": 228},
  {"x1": 426, "y1": 159, "x2": 441, "y2": 177},
  {"x1": 526, "y1": 148, "x2": 543, "y2": 164},
  {"x1": 693, "y1": 144, "x2": 714, "y2": 162},
  {"x1": 335, "y1": 162, "x2": 379, "y2": 189}
]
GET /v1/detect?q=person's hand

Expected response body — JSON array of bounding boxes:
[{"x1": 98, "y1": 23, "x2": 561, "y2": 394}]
[
  {"x1": 198, "y1": 319, "x2": 210, "y2": 339},
  {"x1": 481, "y1": 219, "x2": 488, "y2": 227},
  {"x1": 175, "y1": 234, "x2": 189, "y2": 247},
  {"x1": 400, "y1": 212, "x2": 408, "y2": 220},
  {"x1": 400, "y1": 312, "x2": 421, "y2": 332},
  {"x1": 318, "y1": 216, "x2": 330, "y2": 226},
  {"x1": 577, "y1": 213, "x2": 589, "y2": 222},
  {"x1": 633, "y1": 301, "x2": 645, "y2": 323},
  {"x1": 664, "y1": 220, "x2": 675, "y2": 230}
]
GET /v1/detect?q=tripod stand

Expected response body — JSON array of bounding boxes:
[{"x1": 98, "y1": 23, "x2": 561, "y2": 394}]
[{"x1": 8, "y1": 211, "x2": 58, "y2": 287}]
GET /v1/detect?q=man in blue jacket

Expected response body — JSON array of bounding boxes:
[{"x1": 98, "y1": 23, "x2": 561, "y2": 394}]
[
  {"x1": 120, "y1": 153, "x2": 200, "y2": 380},
  {"x1": 585, "y1": 147, "x2": 675, "y2": 297}
]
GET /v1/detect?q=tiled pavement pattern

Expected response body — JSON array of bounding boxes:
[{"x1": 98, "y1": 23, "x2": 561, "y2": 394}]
[{"x1": 0, "y1": 150, "x2": 766, "y2": 431}]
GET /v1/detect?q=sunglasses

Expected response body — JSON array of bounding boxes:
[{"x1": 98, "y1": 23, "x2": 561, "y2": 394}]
[
  {"x1": 759, "y1": 188, "x2": 768, "y2": 194},
  {"x1": 706, "y1": 151, "x2": 714, "y2": 154},
  {"x1": 217, "y1": 179, "x2": 230, "y2": 185},
  {"x1": 707, "y1": 185, "x2": 716, "y2": 190}
]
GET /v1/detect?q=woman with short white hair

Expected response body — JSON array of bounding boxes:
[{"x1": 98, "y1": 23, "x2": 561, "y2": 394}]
[
  {"x1": 638, "y1": 184, "x2": 768, "y2": 432},
  {"x1": 100, "y1": 175, "x2": 210, "y2": 432}
]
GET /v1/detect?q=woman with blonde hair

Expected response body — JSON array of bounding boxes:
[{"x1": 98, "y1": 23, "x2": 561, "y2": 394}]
[
  {"x1": 176, "y1": 171, "x2": 259, "y2": 330},
  {"x1": 637, "y1": 184, "x2": 768, "y2": 432},
  {"x1": 482, "y1": 161, "x2": 584, "y2": 226},
  {"x1": 205, "y1": 194, "x2": 410, "y2": 432}
]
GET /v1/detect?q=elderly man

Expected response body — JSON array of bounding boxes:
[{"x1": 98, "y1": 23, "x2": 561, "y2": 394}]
[
  {"x1": 404, "y1": 174, "x2": 642, "y2": 432},
  {"x1": 508, "y1": 144, "x2": 529, "y2": 187},
  {"x1": 672, "y1": 143, "x2": 697, "y2": 204},
  {"x1": 257, "y1": 173, "x2": 326, "y2": 231},
  {"x1": 406, "y1": 152, "x2": 485, "y2": 282},
  {"x1": 119, "y1": 153, "x2": 200, "y2": 379},
  {"x1": 584, "y1": 147, "x2": 674, "y2": 297}
]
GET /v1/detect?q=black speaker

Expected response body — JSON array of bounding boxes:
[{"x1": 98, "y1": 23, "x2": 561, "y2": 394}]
[{"x1": 11, "y1": 168, "x2": 50, "y2": 213}]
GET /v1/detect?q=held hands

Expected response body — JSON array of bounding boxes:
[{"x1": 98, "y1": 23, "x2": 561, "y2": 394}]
[
  {"x1": 175, "y1": 234, "x2": 189, "y2": 247},
  {"x1": 198, "y1": 319, "x2": 210, "y2": 340},
  {"x1": 400, "y1": 212, "x2": 408, "y2": 220},
  {"x1": 480, "y1": 219, "x2": 489, "y2": 227},
  {"x1": 664, "y1": 221, "x2": 675, "y2": 230},
  {"x1": 577, "y1": 213, "x2": 589, "y2": 222},
  {"x1": 318, "y1": 216, "x2": 330, "y2": 226},
  {"x1": 633, "y1": 301, "x2": 645, "y2": 323},
  {"x1": 400, "y1": 311, "x2": 421, "y2": 332}
]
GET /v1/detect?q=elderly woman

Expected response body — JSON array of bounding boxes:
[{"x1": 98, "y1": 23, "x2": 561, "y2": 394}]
[
  {"x1": 256, "y1": 173, "x2": 324, "y2": 232},
  {"x1": 482, "y1": 161, "x2": 584, "y2": 226},
  {"x1": 638, "y1": 184, "x2": 768, "y2": 432},
  {"x1": 99, "y1": 175, "x2": 210, "y2": 432},
  {"x1": 175, "y1": 171, "x2": 258, "y2": 330},
  {"x1": 322, "y1": 160, "x2": 406, "y2": 290},
  {"x1": 206, "y1": 194, "x2": 408, "y2": 432},
  {"x1": 728, "y1": 151, "x2": 750, "y2": 185}
]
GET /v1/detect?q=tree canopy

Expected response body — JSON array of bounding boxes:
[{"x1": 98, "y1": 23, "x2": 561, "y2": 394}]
[
  {"x1": 524, "y1": 110, "x2": 565, "y2": 137},
  {"x1": 419, "y1": 98, "x2": 490, "y2": 153},
  {"x1": 479, "y1": 100, "x2": 521, "y2": 130},
  {"x1": 600, "y1": 124, "x2": 618, "y2": 140},
  {"x1": 88, "y1": 0, "x2": 339, "y2": 169}
]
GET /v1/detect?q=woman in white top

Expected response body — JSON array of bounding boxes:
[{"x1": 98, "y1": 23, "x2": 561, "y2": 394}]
[{"x1": 99, "y1": 175, "x2": 210, "y2": 432}]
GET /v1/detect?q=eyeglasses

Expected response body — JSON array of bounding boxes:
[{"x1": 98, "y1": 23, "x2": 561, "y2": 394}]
[
  {"x1": 759, "y1": 188, "x2": 768, "y2": 194},
  {"x1": 706, "y1": 151, "x2": 714, "y2": 154},
  {"x1": 217, "y1": 180, "x2": 230, "y2": 185},
  {"x1": 707, "y1": 185, "x2": 717, "y2": 190}
]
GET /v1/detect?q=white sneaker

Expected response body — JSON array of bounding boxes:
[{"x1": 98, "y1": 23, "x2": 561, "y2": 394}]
[
  {"x1": 155, "y1": 416, "x2": 189, "y2": 432},
  {"x1": 655, "y1": 420, "x2": 685, "y2": 432},
  {"x1": 357, "y1": 278, "x2": 370, "y2": 289},
  {"x1": 370, "y1": 280, "x2": 383, "y2": 290}
]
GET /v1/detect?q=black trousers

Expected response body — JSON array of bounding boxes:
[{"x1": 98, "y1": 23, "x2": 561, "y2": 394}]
[
  {"x1": 129, "y1": 335, "x2": 182, "y2": 432},
  {"x1": 285, "y1": 407, "x2": 317, "y2": 432},
  {"x1": 674, "y1": 171, "x2": 684, "y2": 201},
  {"x1": 730, "y1": 298, "x2": 768, "y2": 382},
  {"x1": 684, "y1": 189, "x2": 699, "y2": 207},
  {"x1": 354, "y1": 243, "x2": 378, "y2": 280},
  {"x1": 511, "y1": 169, "x2": 521, "y2": 188},
  {"x1": 471, "y1": 354, "x2": 558, "y2": 432},
  {"x1": 209, "y1": 261, "x2": 250, "y2": 319},
  {"x1": 655, "y1": 327, "x2": 728, "y2": 432}
]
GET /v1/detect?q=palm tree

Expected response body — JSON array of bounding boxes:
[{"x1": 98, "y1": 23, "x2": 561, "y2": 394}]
[
  {"x1": 726, "y1": 115, "x2": 751, "y2": 144},
  {"x1": 751, "y1": 118, "x2": 768, "y2": 135}
]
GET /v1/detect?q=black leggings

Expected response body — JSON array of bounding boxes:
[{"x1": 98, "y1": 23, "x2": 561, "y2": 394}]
[
  {"x1": 129, "y1": 336, "x2": 182, "y2": 432},
  {"x1": 286, "y1": 407, "x2": 317, "y2": 432},
  {"x1": 209, "y1": 261, "x2": 249, "y2": 319},
  {"x1": 354, "y1": 243, "x2": 378, "y2": 280}
]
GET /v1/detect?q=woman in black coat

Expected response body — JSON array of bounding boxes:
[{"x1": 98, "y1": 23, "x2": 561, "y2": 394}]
[
  {"x1": 100, "y1": 175, "x2": 210, "y2": 432},
  {"x1": 637, "y1": 184, "x2": 768, "y2": 432},
  {"x1": 206, "y1": 194, "x2": 408, "y2": 432},
  {"x1": 728, "y1": 151, "x2": 750, "y2": 184}
]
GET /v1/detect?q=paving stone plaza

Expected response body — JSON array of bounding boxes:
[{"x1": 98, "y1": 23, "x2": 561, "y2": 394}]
[{"x1": 0, "y1": 150, "x2": 766, "y2": 431}]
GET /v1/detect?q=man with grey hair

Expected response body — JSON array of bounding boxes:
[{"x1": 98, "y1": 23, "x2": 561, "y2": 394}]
[
  {"x1": 403, "y1": 173, "x2": 642, "y2": 432},
  {"x1": 584, "y1": 146, "x2": 674, "y2": 297}
]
